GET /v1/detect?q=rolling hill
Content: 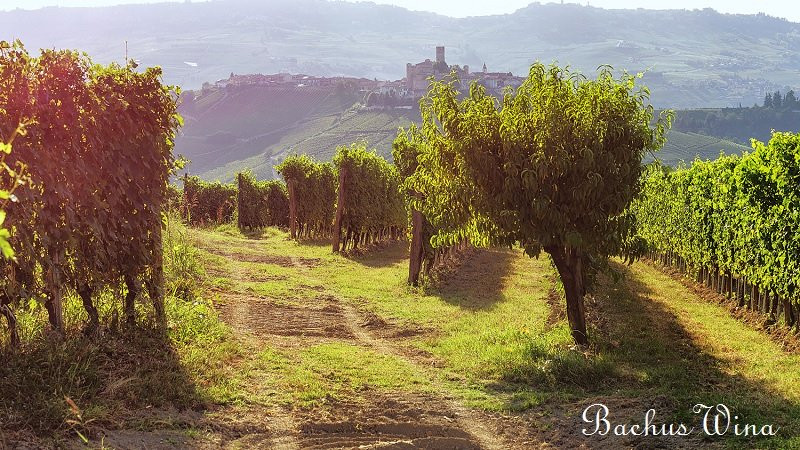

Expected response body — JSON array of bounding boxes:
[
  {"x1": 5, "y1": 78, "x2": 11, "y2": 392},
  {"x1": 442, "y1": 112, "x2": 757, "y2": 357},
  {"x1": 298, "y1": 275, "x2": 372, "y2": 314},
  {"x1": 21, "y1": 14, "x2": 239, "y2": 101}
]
[
  {"x1": 177, "y1": 84, "x2": 755, "y2": 182},
  {"x1": 3, "y1": 0, "x2": 800, "y2": 108}
]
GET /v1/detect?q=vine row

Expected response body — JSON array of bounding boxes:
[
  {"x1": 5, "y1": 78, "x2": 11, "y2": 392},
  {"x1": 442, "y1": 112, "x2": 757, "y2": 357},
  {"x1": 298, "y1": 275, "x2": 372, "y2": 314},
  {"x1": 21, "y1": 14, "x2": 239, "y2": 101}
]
[
  {"x1": 0, "y1": 41, "x2": 180, "y2": 343},
  {"x1": 634, "y1": 132, "x2": 800, "y2": 330}
]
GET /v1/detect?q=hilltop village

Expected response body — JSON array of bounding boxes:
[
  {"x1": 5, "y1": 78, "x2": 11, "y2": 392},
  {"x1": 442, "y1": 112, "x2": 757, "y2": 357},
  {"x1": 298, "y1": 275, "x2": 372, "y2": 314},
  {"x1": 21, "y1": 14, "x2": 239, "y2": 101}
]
[{"x1": 211, "y1": 46, "x2": 525, "y2": 107}]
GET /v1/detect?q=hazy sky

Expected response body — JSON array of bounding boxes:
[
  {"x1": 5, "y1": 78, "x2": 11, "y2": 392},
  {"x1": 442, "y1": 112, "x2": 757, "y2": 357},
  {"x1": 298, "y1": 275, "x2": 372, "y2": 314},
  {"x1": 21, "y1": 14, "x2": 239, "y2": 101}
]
[{"x1": 1, "y1": 0, "x2": 799, "y2": 21}]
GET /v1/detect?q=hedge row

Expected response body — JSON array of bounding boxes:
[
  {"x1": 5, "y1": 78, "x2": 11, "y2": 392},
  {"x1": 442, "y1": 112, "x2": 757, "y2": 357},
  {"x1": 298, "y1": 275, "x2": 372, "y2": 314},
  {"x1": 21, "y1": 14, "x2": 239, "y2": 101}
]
[
  {"x1": 275, "y1": 155, "x2": 337, "y2": 238},
  {"x1": 181, "y1": 175, "x2": 236, "y2": 225},
  {"x1": 332, "y1": 142, "x2": 405, "y2": 252}
]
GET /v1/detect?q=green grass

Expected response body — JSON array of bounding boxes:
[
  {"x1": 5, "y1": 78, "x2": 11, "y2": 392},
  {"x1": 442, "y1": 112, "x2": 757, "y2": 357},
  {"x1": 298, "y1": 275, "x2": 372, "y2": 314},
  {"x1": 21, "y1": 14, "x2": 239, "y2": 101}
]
[
  {"x1": 5, "y1": 220, "x2": 800, "y2": 448},
  {"x1": 187, "y1": 226, "x2": 601, "y2": 410},
  {"x1": 186, "y1": 225, "x2": 800, "y2": 447},
  {"x1": 589, "y1": 261, "x2": 800, "y2": 448},
  {"x1": 0, "y1": 214, "x2": 242, "y2": 442},
  {"x1": 256, "y1": 342, "x2": 431, "y2": 406}
]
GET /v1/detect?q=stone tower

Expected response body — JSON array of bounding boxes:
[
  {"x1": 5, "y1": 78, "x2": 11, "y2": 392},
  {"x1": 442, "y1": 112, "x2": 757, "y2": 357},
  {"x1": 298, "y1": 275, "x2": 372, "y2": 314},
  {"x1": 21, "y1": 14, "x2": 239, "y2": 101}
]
[{"x1": 436, "y1": 46, "x2": 445, "y2": 64}]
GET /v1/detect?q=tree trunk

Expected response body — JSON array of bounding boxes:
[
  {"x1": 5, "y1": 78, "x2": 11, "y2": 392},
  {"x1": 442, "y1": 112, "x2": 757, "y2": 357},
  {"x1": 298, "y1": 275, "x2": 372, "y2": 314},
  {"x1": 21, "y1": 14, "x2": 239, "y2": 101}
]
[
  {"x1": 0, "y1": 298, "x2": 19, "y2": 348},
  {"x1": 737, "y1": 277, "x2": 745, "y2": 307},
  {"x1": 124, "y1": 274, "x2": 139, "y2": 327},
  {"x1": 784, "y1": 299, "x2": 796, "y2": 328},
  {"x1": 332, "y1": 167, "x2": 347, "y2": 252},
  {"x1": 546, "y1": 245, "x2": 588, "y2": 346},
  {"x1": 44, "y1": 265, "x2": 64, "y2": 334},
  {"x1": 77, "y1": 284, "x2": 99, "y2": 333},
  {"x1": 795, "y1": 304, "x2": 800, "y2": 332},
  {"x1": 770, "y1": 293, "x2": 779, "y2": 320},
  {"x1": 726, "y1": 272, "x2": 732, "y2": 298}
]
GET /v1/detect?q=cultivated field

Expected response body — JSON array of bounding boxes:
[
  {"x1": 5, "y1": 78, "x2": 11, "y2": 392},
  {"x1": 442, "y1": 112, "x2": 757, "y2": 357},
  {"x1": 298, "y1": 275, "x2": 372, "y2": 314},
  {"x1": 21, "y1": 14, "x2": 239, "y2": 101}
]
[
  {"x1": 177, "y1": 85, "x2": 754, "y2": 183},
  {"x1": 6, "y1": 222, "x2": 797, "y2": 448}
]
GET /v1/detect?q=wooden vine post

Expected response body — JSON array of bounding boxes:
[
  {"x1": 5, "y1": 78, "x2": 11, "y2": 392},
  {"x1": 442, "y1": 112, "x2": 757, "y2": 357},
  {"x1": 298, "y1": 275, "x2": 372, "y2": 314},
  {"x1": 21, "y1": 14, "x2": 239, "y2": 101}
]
[
  {"x1": 408, "y1": 208, "x2": 424, "y2": 286},
  {"x1": 44, "y1": 259, "x2": 64, "y2": 334},
  {"x1": 288, "y1": 179, "x2": 298, "y2": 239},
  {"x1": 236, "y1": 172, "x2": 244, "y2": 230},
  {"x1": 332, "y1": 165, "x2": 348, "y2": 252}
]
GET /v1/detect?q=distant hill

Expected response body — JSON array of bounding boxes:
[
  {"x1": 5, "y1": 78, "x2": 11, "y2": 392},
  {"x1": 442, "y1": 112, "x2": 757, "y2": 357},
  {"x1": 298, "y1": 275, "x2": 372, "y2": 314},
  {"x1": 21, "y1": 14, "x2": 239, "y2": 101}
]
[
  {"x1": 177, "y1": 84, "x2": 755, "y2": 182},
  {"x1": 3, "y1": 0, "x2": 800, "y2": 108},
  {"x1": 669, "y1": 106, "x2": 800, "y2": 145},
  {"x1": 178, "y1": 84, "x2": 361, "y2": 177}
]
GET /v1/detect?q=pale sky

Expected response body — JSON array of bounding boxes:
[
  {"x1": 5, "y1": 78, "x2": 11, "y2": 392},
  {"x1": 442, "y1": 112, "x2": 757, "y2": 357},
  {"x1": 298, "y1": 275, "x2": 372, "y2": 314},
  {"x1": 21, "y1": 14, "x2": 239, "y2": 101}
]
[{"x1": 1, "y1": 0, "x2": 798, "y2": 22}]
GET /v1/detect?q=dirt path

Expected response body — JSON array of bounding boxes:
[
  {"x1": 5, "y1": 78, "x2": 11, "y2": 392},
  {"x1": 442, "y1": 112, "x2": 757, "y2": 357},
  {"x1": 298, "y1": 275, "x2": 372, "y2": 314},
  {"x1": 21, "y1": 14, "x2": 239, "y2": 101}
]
[
  {"x1": 337, "y1": 302, "x2": 507, "y2": 450},
  {"x1": 206, "y1": 248, "x2": 516, "y2": 449}
]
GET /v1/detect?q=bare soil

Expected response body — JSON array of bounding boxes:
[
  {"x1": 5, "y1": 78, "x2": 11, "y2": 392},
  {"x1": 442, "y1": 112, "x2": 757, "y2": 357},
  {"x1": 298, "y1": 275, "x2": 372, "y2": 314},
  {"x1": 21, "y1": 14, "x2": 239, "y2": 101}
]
[{"x1": 211, "y1": 275, "x2": 517, "y2": 449}]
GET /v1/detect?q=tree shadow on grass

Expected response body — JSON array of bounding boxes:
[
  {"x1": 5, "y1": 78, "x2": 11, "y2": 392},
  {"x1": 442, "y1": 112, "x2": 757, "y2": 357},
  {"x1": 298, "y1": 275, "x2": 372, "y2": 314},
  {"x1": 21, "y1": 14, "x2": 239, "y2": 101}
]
[
  {"x1": 239, "y1": 227, "x2": 271, "y2": 240},
  {"x1": 292, "y1": 237, "x2": 332, "y2": 249},
  {"x1": 0, "y1": 326, "x2": 202, "y2": 440},
  {"x1": 346, "y1": 240, "x2": 409, "y2": 268},
  {"x1": 555, "y1": 260, "x2": 800, "y2": 446},
  {"x1": 464, "y1": 260, "x2": 800, "y2": 447},
  {"x1": 431, "y1": 248, "x2": 516, "y2": 311}
]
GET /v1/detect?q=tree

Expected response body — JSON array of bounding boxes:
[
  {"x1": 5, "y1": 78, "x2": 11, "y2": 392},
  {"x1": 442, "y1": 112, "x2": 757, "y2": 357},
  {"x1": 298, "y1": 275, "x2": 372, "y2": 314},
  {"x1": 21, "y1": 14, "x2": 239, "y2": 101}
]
[
  {"x1": 764, "y1": 92, "x2": 773, "y2": 108},
  {"x1": 773, "y1": 90, "x2": 783, "y2": 109},
  {"x1": 784, "y1": 90, "x2": 797, "y2": 110},
  {"x1": 401, "y1": 64, "x2": 670, "y2": 345}
]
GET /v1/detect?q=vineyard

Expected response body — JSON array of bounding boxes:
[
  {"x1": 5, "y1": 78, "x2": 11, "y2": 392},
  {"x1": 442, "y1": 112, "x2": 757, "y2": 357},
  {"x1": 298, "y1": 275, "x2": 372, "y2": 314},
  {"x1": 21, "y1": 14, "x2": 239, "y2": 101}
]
[
  {"x1": 178, "y1": 83, "x2": 760, "y2": 185},
  {"x1": 1, "y1": 42, "x2": 800, "y2": 449},
  {"x1": 654, "y1": 130, "x2": 750, "y2": 167},
  {"x1": 0, "y1": 41, "x2": 180, "y2": 343},
  {"x1": 331, "y1": 142, "x2": 405, "y2": 252},
  {"x1": 635, "y1": 132, "x2": 800, "y2": 331}
]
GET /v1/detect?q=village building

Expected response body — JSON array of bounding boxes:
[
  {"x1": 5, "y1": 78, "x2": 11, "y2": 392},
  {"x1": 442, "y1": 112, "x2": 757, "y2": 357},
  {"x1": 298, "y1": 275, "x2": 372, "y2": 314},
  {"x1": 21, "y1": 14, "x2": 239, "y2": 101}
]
[
  {"x1": 211, "y1": 46, "x2": 523, "y2": 106},
  {"x1": 404, "y1": 46, "x2": 524, "y2": 98}
]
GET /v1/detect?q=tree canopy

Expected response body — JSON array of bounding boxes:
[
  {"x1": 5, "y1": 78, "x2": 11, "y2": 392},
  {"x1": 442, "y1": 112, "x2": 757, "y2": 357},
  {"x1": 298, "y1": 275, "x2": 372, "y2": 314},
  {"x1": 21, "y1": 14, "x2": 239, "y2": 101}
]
[{"x1": 399, "y1": 63, "x2": 671, "y2": 345}]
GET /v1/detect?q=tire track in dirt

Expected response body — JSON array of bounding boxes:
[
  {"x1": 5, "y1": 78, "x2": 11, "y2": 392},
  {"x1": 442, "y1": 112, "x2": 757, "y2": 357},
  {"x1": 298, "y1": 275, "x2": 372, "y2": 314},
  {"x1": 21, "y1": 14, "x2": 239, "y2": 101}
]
[
  {"x1": 193, "y1": 243, "x2": 520, "y2": 449},
  {"x1": 283, "y1": 254, "x2": 513, "y2": 449},
  {"x1": 338, "y1": 302, "x2": 510, "y2": 450},
  {"x1": 208, "y1": 250, "x2": 303, "y2": 450}
]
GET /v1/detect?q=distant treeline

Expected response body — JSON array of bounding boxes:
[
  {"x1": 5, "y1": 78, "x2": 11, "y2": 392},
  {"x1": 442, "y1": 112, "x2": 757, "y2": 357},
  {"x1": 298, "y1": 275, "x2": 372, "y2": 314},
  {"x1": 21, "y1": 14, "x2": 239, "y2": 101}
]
[{"x1": 669, "y1": 90, "x2": 800, "y2": 145}]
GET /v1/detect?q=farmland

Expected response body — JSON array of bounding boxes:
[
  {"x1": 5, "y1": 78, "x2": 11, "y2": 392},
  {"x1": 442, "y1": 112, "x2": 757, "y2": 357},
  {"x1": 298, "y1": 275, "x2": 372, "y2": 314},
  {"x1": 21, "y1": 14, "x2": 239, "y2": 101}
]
[
  {"x1": 5, "y1": 0, "x2": 800, "y2": 108},
  {"x1": 4, "y1": 26, "x2": 800, "y2": 449},
  {"x1": 3, "y1": 57, "x2": 800, "y2": 448},
  {"x1": 177, "y1": 85, "x2": 753, "y2": 182},
  {"x1": 5, "y1": 223, "x2": 799, "y2": 447}
]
